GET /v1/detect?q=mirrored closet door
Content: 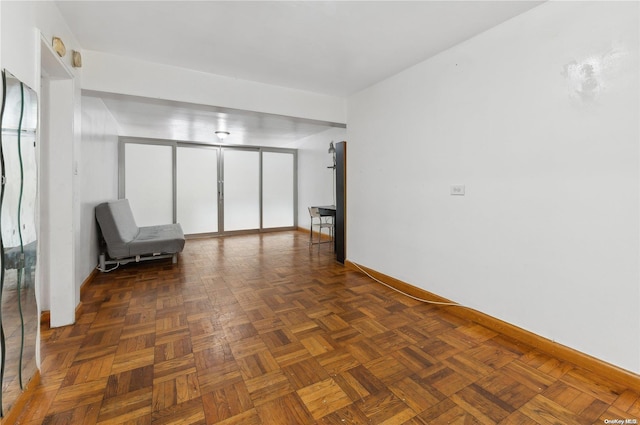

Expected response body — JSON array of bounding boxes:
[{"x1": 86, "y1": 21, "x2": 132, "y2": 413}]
[{"x1": 0, "y1": 70, "x2": 39, "y2": 416}]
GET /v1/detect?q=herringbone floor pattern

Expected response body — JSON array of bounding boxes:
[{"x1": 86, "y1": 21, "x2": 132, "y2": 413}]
[{"x1": 7, "y1": 231, "x2": 640, "y2": 424}]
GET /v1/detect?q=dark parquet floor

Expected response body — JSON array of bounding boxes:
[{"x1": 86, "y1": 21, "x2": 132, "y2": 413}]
[{"x1": 7, "y1": 231, "x2": 640, "y2": 424}]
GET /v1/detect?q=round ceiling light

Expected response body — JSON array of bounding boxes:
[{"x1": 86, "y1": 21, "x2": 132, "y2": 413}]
[{"x1": 215, "y1": 131, "x2": 230, "y2": 141}]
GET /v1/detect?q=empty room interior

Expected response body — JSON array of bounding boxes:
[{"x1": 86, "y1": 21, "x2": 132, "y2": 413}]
[{"x1": 1, "y1": 0, "x2": 639, "y2": 424}]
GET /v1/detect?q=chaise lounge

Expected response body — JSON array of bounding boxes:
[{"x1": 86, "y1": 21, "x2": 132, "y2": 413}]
[{"x1": 95, "y1": 199, "x2": 185, "y2": 271}]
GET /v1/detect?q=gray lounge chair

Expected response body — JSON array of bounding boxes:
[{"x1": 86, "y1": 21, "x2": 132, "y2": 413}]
[{"x1": 95, "y1": 199, "x2": 185, "y2": 271}]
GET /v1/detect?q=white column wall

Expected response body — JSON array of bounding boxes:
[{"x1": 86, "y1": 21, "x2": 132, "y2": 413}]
[
  {"x1": 347, "y1": 1, "x2": 640, "y2": 373},
  {"x1": 45, "y1": 78, "x2": 76, "y2": 326}
]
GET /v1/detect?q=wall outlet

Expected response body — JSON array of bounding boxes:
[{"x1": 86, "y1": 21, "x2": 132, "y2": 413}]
[{"x1": 450, "y1": 184, "x2": 465, "y2": 196}]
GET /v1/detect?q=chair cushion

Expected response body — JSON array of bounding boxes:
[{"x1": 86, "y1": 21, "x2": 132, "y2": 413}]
[{"x1": 129, "y1": 224, "x2": 186, "y2": 257}]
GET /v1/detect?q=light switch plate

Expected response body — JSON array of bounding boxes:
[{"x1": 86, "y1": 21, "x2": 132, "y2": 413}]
[{"x1": 450, "y1": 184, "x2": 465, "y2": 196}]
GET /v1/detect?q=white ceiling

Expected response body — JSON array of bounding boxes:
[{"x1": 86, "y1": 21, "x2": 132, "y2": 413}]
[
  {"x1": 84, "y1": 90, "x2": 346, "y2": 147},
  {"x1": 57, "y1": 1, "x2": 544, "y2": 146}
]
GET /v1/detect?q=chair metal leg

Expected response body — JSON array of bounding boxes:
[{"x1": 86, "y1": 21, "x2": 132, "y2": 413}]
[{"x1": 331, "y1": 227, "x2": 334, "y2": 250}]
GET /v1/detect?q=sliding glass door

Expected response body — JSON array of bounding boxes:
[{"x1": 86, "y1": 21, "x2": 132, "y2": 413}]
[
  {"x1": 177, "y1": 146, "x2": 219, "y2": 234},
  {"x1": 120, "y1": 139, "x2": 297, "y2": 236},
  {"x1": 222, "y1": 149, "x2": 260, "y2": 232},
  {"x1": 123, "y1": 142, "x2": 173, "y2": 226},
  {"x1": 262, "y1": 151, "x2": 295, "y2": 228}
]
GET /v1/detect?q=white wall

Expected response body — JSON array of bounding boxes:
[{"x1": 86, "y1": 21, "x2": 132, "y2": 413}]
[
  {"x1": 78, "y1": 97, "x2": 119, "y2": 283},
  {"x1": 347, "y1": 1, "x2": 639, "y2": 374},
  {"x1": 293, "y1": 127, "x2": 347, "y2": 230},
  {"x1": 82, "y1": 50, "x2": 347, "y2": 124}
]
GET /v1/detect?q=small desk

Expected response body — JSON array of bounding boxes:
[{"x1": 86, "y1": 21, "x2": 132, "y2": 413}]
[{"x1": 312, "y1": 205, "x2": 336, "y2": 217}]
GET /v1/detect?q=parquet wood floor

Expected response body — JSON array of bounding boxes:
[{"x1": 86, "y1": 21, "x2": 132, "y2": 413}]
[{"x1": 7, "y1": 231, "x2": 640, "y2": 424}]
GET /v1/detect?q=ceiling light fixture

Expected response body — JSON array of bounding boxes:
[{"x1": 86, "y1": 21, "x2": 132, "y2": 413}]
[{"x1": 215, "y1": 131, "x2": 230, "y2": 141}]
